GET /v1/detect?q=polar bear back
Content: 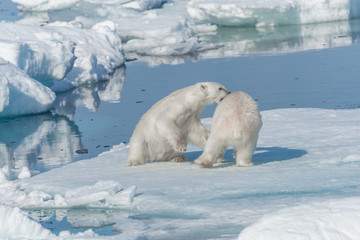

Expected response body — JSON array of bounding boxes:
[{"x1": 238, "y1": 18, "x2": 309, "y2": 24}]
[{"x1": 211, "y1": 91, "x2": 261, "y2": 142}]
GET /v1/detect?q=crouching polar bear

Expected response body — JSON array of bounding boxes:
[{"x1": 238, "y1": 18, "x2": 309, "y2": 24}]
[
  {"x1": 128, "y1": 82, "x2": 230, "y2": 166},
  {"x1": 195, "y1": 92, "x2": 262, "y2": 168}
]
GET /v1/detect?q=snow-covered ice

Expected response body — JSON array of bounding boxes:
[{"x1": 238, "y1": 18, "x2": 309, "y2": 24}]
[
  {"x1": 0, "y1": 21, "x2": 125, "y2": 93},
  {"x1": 1, "y1": 108, "x2": 360, "y2": 239},
  {"x1": 0, "y1": 58, "x2": 55, "y2": 118},
  {"x1": 238, "y1": 197, "x2": 360, "y2": 240}
]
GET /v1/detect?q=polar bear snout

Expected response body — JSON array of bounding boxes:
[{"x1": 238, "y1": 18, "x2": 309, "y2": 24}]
[{"x1": 218, "y1": 89, "x2": 231, "y2": 103}]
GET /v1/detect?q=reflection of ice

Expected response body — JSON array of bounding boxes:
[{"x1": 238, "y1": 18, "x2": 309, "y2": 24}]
[
  {"x1": 198, "y1": 19, "x2": 360, "y2": 58},
  {"x1": 0, "y1": 114, "x2": 82, "y2": 171},
  {"x1": 123, "y1": 19, "x2": 360, "y2": 65},
  {"x1": 53, "y1": 66, "x2": 126, "y2": 120},
  {"x1": 0, "y1": 65, "x2": 126, "y2": 172}
]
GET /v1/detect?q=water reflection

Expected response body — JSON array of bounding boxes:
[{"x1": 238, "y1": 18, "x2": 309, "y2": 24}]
[
  {"x1": 130, "y1": 18, "x2": 360, "y2": 65},
  {"x1": 198, "y1": 18, "x2": 360, "y2": 59},
  {"x1": 53, "y1": 67, "x2": 126, "y2": 120},
  {"x1": 0, "y1": 114, "x2": 82, "y2": 171},
  {"x1": 0, "y1": 66, "x2": 126, "y2": 172}
]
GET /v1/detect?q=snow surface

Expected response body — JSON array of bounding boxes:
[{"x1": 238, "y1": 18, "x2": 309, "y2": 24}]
[
  {"x1": 0, "y1": 58, "x2": 55, "y2": 118},
  {"x1": 238, "y1": 197, "x2": 360, "y2": 240},
  {"x1": 188, "y1": 0, "x2": 360, "y2": 27},
  {"x1": 1, "y1": 108, "x2": 360, "y2": 239}
]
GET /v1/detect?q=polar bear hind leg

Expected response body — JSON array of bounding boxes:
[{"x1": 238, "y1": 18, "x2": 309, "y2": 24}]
[
  {"x1": 234, "y1": 138, "x2": 256, "y2": 167},
  {"x1": 127, "y1": 138, "x2": 148, "y2": 166}
]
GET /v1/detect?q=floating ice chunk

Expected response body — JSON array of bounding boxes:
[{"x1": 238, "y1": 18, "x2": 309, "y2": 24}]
[
  {"x1": 238, "y1": 197, "x2": 360, "y2": 240},
  {"x1": 125, "y1": 37, "x2": 202, "y2": 56},
  {"x1": 123, "y1": 0, "x2": 167, "y2": 11},
  {"x1": 65, "y1": 180, "x2": 123, "y2": 207},
  {"x1": 0, "y1": 205, "x2": 54, "y2": 239},
  {"x1": 12, "y1": 0, "x2": 78, "y2": 11},
  {"x1": 0, "y1": 179, "x2": 135, "y2": 210},
  {"x1": 59, "y1": 229, "x2": 98, "y2": 238},
  {"x1": 49, "y1": 21, "x2": 125, "y2": 92},
  {"x1": 0, "y1": 21, "x2": 124, "y2": 92},
  {"x1": 18, "y1": 167, "x2": 31, "y2": 179},
  {"x1": 0, "y1": 59, "x2": 55, "y2": 118},
  {"x1": 105, "y1": 186, "x2": 137, "y2": 206},
  {"x1": 188, "y1": 0, "x2": 360, "y2": 27},
  {"x1": 0, "y1": 22, "x2": 76, "y2": 81}
]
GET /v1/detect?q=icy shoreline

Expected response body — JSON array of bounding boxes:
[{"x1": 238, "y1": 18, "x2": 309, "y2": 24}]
[{"x1": 1, "y1": 108, "x2": 360, "y2": 239}]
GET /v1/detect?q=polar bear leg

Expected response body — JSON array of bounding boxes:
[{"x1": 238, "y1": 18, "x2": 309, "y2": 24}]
[
  {"x1": 187, "y1": 123, "x2": 209, "y2": 147},
  {"x1": 195, "y1": 137, "x2": 224, "y2": 167},
  {"x1": 170, "y1": 154, "x2": 190, "y2": 163},
  {"x1": 214, "y1": 146, "x2": 226, "y2": 164},
  {"x1": 158, "y1": 119, "x2": 187, "y2": 153},
  {"x1": 194, "y1": 153, "x2": 214, "y2": 168},
  {"x1": 128, "y1": 138, "x2": 147, "y2": 166},
  {"x1": 234, "y1": 140, "x2": 256, "y2": 167}
]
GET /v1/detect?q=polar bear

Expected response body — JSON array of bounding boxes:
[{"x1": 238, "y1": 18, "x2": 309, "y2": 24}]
[
  {"x1": 128, "y1": 82, "x2": 230, "y2": 166},
  {"x1": 195, "y1": 91, "x2": 262, "y2": 168}
]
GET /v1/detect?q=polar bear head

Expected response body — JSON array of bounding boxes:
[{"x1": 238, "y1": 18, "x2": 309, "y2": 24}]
[{"x1": 197, "y1": 82, "x2": 230, "y2": 104}]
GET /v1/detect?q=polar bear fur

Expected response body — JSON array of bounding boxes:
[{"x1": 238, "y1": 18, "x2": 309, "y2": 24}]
[
  {"x1": 128, "y1": 82, "x2": 230, "y2": 166},
  {"x1": 195, "y1": 91, "x2": 262, "y2": 168}
]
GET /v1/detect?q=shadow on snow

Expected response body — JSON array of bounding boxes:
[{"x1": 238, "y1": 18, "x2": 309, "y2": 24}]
[{"x1": 185, "y1": 147, "x2": 307, "y2": 166}]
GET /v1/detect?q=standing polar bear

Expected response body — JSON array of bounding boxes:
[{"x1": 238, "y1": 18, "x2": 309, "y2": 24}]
[
  {"x1": 128, "y1": 82, "x2": 230, "y2": 166},
  {"x1": 195, "y1": 92, "x2": 262, "y2": 168}
]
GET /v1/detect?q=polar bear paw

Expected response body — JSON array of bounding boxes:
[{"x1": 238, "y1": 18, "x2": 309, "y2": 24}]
[
  {"x1": 194, "y1": 158, "x2": 213, "y2": 168},
  {"x1": 170, "y1": 155, "x2": 189, "y2": 163},
  {"x1": 235, "y1": 161, "x2": 254, "y2": 167},
  {"x1": 174, "y1": 144, "x2": 187, "y2": 153},
  {"x1": 127, "y1": 159, "x2": 146, "y2": 166}
]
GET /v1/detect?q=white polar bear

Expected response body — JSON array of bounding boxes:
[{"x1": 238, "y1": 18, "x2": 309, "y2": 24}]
[
  {"x1": 128, "y1": 82, "x2": 230, "y2": 166},
  {"x1": 195, "y1": 91, "x2": 262, "y2": 168}
]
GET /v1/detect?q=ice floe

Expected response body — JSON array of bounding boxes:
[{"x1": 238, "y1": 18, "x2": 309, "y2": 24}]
[
  {"x1": 0, "y1": 58, "x2": 55, "y2": 118},
  {"x1": 0, "y1": 21, "x2": 125, "y2": 92},
  {"x1": 1, "y1": 108, "x2": 359, "y2": 239}
]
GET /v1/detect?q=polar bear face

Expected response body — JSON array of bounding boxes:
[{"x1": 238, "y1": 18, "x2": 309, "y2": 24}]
[{"x1": 198, "y1": 82, "x2": 230, "y2": 104}]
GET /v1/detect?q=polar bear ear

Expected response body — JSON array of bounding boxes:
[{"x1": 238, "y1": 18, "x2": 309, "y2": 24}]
[{"x1": 200, "y1": 84, "x2": 208, "y2": 94}]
